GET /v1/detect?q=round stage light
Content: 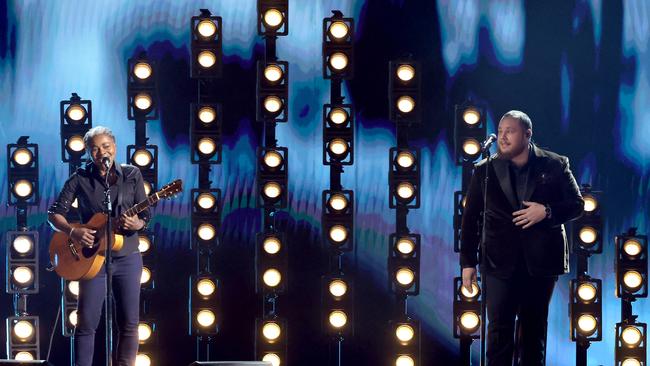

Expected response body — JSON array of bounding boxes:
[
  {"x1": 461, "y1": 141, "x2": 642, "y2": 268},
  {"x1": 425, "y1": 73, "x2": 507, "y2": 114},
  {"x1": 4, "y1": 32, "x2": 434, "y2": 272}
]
[
  {"x1": 397, "y1": 96, "x2": 415, "y2": 114},
  {"x1": 395, "y1": 355, "x2": 415, "y2": 366},
  {"x1": 197, "y1": 278, "x2": 216, "y2": 297},
  {"x1": 622, "y1": 271, "x2": 643, "y2": 293},
  {"x1": 134, "y1": 93, "x2": 152, "y2": 111},
  {"x1": 13, "y1": 179, "x2": 34, "y2": 199},
  {"x1": 198, "y1": 51, "x2": 216, "y2": 68},
  {"x1": 263, "y1": 269, "x2": 282, "y2": 288},
  {"x1": 263, "y1": 182, "x2": 282, "y2": 200},
  {"x1": 462, "y1": 139, "x2": 481, "y2": 156},
  {"x1": 138, "y1": 236, "x2": 151, "y2": 253},
  {"x1": 396, "y1": 64, "x2": 415, "y2": 82},
  {"x1": 622, "y1": 359, "x2": 641, "y2": 366},
  {"x1": 13, "y1": 320, "x2": 34, "y2": 340},
  {"x1": 138, "y1": 323, "x2": 152, "y2": 342},
  {"x1": 197, "y1": 223, "x2": 217, "y2": 241},
  {"x1": 67, "y1": 135, "x2": 85, "y2": 152},
  {"x1": 460, "y1": 312, "x2": 480, "y2": 332},
  {"x1": 135, "y1": 353, "x2": 151, "y2": 366},
  {"x1": 133, "y1": 62, "x2": 152, "y2": 80},
  {"x1": 460, "y1": 283, "x2": 480, "y2": 301},
  {"x1": 262, "y1": 322, "x2": 281, "y2": 341},
  {"x1": 263, "y1": 9, "x2": 284, "y2": 29},
  {"x1": 577, "y1": 314, "x2": 597, "y2": 335},
  {"x1": 329, "y1": 310, "x2": 347, "y2": 329},
  {"x1": 329, "y1": 279, "x2": 348, "y2": 297},
  {"x1": 68, "y1": 281, "x2": 80, "y2": 297},
  {"x1": 329, "y1": 225, "x2": 348, "y2": 244},
  {"x1": 196, "y1": 193, "x2": 217, "y2": 211},
  {"x1": 396, "y1": 182, "x2": 415, "y2": 201},
  {"x1": 262, "y1": 353, "x2": 281, "y2": 366},
  {"x1": 328, "y1": 138, "x2": 349, "y2": 158},
  {"x1": 197, "y1": 137, "x2": 217, "y2": 156},
  {"x1": 579, "y1": 226, "x2": 597, "y2": 245},
  {"x1": 328, "y1": 52, "x2": 349, "y2": 71},
  {"x1": 143, "y1": 181, "x2": 152, "y2": 196},
  {"x1": 12, "y1": 148, "x2": 33, "y2": 166},
  {"x1": 263, "y1": 237, "x2": 281, "y2": 255},
  {"x1": 396, "y1": 151, "x2": 415, "y2": 170},
  {"x1": 140, "y1": 267, "x2": 151, "y2": 285},
  {"x1": 264, "y1": 96, "x2": 283, "y2": 114},
  {"x1": 12, "y1": 266, "x2": 33, "y2": 286},
  {"x1": 328, "y1": 107, "x2": 349, "y2": 126},
  {"x1": 69, "y1": 310, "x2": 78, "y2": 326},
  {"x1": 196, "y1": 310, "x2": 216, "y2": 327},
  {"x1": 66, "y1": 104, "x2": 86, "y2": 123},
  {"x1": 577, "y1": 283, "x2": 597, "y2": 303},
  {"x1": 198, "y1": 106, "x2": 217, "y2": 124},
  {"x1": 263, "y1": 150, "x2": 283, "y2": 169},
  {"x1": 197, "y1": 19, "x2": 217, "y2": 38},
  {"x1": 462, "y1": 107, "x2": 481, "y2": 125},
  {"x1": 12, "y1": 235, "x2": 34, "y2": 255},
  {"x1": 395, "y1": 324, "x2": 414, "y2": 343},
  {"x1": 396, "y1": 237, "x2": 415, "y2": 255},
  {"x1": 583, "y1": 195, "x2": 598, "y2": 212},
  {"x1": 264, "y1": 64, "x2": 284, "y2": 84},
  {"x1": 328, "y1": 21, "x2": 349, "y2": 40},
  {"x1": 623, "y1": 239, "x2": 643, "y2": 258},
  {"x1": 328, "y1": 193, "x2": 348, "y2": 212},
  {"x1": 396, "y1": 268, "x2": 415, "y2": 287},
  {"x1": 14, "y1": 351, "x2": 34, "y2": 361},
  {"x1": 621, "y1": 326, "x2": 642, "y2": 347},
  {"x1": 132, "y1": 149, "x2": 152, "y2": 168}
]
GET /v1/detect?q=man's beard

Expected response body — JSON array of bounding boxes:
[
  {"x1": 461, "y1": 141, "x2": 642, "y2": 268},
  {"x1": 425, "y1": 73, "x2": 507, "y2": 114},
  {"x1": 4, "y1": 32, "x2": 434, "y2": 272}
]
[{"x1": 498, "y1": 140, "x2": 528, "y2": 160}]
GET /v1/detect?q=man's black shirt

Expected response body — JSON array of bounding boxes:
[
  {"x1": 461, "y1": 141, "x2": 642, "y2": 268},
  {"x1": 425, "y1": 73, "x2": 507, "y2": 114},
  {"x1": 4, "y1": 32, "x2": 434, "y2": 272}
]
[{"x1": 48, "y1": 163, "x2": 150, "y2": 256}]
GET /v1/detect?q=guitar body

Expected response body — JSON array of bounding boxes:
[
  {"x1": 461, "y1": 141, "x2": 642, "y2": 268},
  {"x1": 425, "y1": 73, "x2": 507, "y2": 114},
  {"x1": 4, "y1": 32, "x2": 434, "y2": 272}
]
[
  {"x1": 49, "y1": 178, "x2": 183, "y2": 281},
  {"x1": 49, "y1": 213, "x2": 124, "y2": 281}
]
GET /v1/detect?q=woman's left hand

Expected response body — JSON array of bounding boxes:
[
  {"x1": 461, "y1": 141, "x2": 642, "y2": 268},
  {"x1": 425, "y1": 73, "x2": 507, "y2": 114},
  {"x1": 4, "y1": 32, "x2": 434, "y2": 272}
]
[{"x1": 120, "y1": 214, "x2": 145, "y2": 231}]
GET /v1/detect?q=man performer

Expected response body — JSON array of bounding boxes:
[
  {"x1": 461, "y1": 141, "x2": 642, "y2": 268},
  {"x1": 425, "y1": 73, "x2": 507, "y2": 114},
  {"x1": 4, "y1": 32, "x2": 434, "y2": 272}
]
[
  {"x1": 460, "y1": 110, "x2": 584, "y2": 365},
  {"x1": 48, "y1": 126, "x2": 150, "y2": 366}
]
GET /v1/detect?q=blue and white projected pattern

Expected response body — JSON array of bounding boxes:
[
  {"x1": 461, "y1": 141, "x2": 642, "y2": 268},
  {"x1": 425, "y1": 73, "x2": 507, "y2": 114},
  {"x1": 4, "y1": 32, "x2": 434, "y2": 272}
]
[{"x1": 1, "y1": 1, "x2": 649, "y2": 364}]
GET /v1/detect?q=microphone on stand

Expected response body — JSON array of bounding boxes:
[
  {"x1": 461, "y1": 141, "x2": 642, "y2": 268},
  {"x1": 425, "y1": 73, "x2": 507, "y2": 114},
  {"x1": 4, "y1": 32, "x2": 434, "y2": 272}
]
[
  {"x1": 481, "y1": 133, "x2": 497, "y2": 152},
  {"x1": 101, "y1": 156, "x2": 112, "y2": 170}
]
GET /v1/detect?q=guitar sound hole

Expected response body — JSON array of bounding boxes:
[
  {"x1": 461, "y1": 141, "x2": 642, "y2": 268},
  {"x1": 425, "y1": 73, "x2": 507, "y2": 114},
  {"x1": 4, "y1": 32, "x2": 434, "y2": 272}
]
[{"x1": 81, "y1": 246, "x2": 100, "y2": 258}]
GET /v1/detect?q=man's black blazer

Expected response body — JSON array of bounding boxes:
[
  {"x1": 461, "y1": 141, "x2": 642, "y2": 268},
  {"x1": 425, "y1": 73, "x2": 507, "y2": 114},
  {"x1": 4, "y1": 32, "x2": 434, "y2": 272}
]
[{"x1": 460, "y1": 144, "x2": 584, "y2": 277}]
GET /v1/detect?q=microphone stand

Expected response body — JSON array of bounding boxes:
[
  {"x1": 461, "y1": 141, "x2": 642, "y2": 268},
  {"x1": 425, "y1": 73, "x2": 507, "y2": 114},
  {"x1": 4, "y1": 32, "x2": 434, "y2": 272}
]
[
  {"x1": 102, "y1": 166, "x2": 114, "y2": 366},
  {"x1": 479, "y1": 144, "x2": 493, "y2": 366}
]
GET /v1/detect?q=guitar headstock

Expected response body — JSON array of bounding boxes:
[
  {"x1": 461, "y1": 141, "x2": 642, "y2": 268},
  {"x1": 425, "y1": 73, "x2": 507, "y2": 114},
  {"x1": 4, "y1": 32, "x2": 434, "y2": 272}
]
[{"x1": 156, "y1": 179, "x2": 183, "y2": 200}]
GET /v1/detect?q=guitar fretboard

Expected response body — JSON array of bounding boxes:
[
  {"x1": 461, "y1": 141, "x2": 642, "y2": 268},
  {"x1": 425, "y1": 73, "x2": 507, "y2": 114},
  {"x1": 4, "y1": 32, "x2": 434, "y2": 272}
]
[{"x1": 123, "y1": 193, "x2": 161, "y2": 217}]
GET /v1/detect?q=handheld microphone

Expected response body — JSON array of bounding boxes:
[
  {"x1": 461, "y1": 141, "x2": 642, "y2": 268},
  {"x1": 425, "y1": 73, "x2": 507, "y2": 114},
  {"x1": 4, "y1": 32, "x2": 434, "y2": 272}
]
[
  {"x1": 481, "y1": 133, "x2": 497, "y2": 151},
  {"x1": 101, "y1": 156, "x2": 112, "y2": 170}
]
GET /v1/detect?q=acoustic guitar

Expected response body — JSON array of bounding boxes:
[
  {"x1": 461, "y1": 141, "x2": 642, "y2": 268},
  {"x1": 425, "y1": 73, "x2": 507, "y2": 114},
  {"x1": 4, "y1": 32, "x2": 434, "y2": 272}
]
[{"x1": 49, "y1": 179, "x2": 183, "y2": 280}]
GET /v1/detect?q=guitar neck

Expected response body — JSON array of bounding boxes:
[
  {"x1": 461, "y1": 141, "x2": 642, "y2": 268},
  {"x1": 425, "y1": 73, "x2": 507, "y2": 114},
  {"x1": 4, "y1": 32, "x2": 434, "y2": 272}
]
[{"x1": 123, "y1": 194, "x2": 159, "y2": 217}]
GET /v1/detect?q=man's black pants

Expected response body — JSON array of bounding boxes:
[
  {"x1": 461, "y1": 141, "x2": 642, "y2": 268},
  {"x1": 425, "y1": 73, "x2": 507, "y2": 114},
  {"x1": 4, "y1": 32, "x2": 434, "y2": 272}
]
[
  {"x1": 75, "y1": 252, "x2": 142, "y2": 366},
  {"x1": 485, "y1": 268, "x2": 556, "y2": 366}
]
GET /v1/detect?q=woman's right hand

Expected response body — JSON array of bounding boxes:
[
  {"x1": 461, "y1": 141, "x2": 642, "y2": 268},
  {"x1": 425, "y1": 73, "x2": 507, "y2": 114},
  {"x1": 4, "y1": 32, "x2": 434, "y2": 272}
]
[{"x1": 70, "y1": 227, "x2": 97, "y2": 247}]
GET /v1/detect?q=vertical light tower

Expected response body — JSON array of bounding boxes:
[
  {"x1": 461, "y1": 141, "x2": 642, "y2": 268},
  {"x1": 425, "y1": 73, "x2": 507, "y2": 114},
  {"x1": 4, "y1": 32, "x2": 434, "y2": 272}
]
[
  {"x1": 255, "y1": 1, "x2": 289, "y2": 365},
  {"x1": 452, "y1": 103, "x2": 486, "y2": 364},
  {"x1": 58, "y1": 93, "x2": 93, "y2": 364},
  {"x1": 387, "y1": 58, "x2": 421, "y2": 366},
  {"x1": 127, "y1": 52, "x2": 160, "y2": 366},
  {"x1": 188, "y1": 8, "x2": 224, "y2": 363},
  {"x1": 6, "y1": 136, "x2": 40, "y2": 361},
  {"x1": 614, "y1": 228, "x2": 648, "y2": 366},
  {"x1": 321, "y1": 10, "x2": 355, "y2": 364},
  {"x1": 570, "y1": 185, "x2": 603, "y2": 366}
]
